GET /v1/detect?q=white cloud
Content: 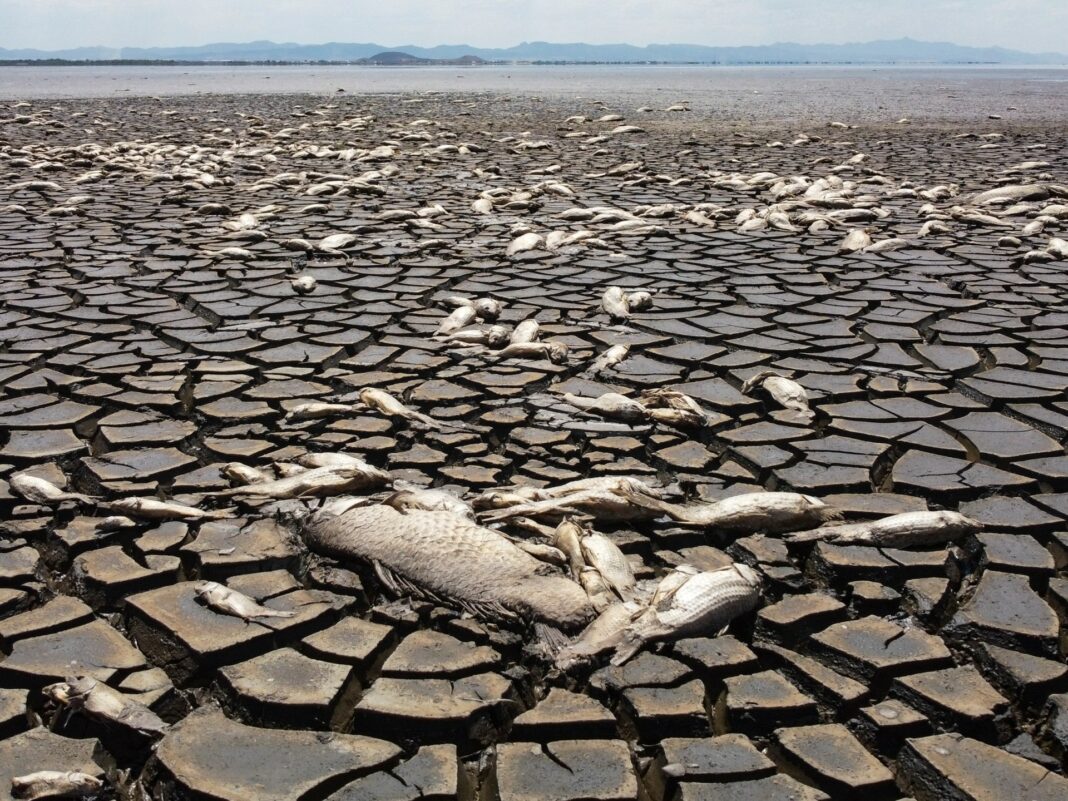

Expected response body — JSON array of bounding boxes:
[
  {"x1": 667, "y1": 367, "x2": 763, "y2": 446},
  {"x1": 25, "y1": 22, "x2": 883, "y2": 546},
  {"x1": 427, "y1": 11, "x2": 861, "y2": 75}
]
[{"x1": 1, "y1": 0, "x2": 1065, "y2": 53}]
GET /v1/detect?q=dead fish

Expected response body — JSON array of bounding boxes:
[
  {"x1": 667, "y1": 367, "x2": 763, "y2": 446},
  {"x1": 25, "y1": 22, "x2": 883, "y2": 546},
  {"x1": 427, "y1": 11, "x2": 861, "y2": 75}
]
[
  {"x1": 864, "y1": 237, "x2": 911, "y2": 253},
  {"x1": 507, "y1": 232, "x2": 543, "y2": 256},
  {"x1": 106, "y1": 497, "x2": 226, "y2": 521},
  {"x1": 194, "y1": 580, "x2": 296, "y2": 620},
  {"x1": 636, "y1": 490, "x2": 840, "y2": 534},
  {"x1": 10, "y1": 473, "x2": 96, "y2": 506},
  {"x1": 510, "y1": 319, "x2": 540, "y2": 344},
  {"x1": 740, "y1": 371, "x2": 813, "y2": 423},
  {"x1": 291, "y1": 274, "x2": 317, "y2": 294},
  {"x1": 284, "y1": 402, "x2": 353, "y2": 422},
  {"x1": 318, "y1": 233, "x2": 357, "y2": 252},
  {"x1": 95, "y1": 515, "x2": 138, "y2": 531},
  {"x1": 359, "y1": 387, "x2": 462, "y2": 430},
  {"x1": 971, "y1": 183, "x2": 1050, "y2": 206},
  {"x1": 11, "y1": 771, "x2": 103, "y2": 800},
  {"x1": 838, "y1": 229, "x2": 872, "y2": 253},
  {"x1": 601, "y1": 286, "x2": 630, "y2": 321},
  {"x1": 639, "y1": 388, "x2": 708, "y2": 427},
  {"x1": 561, "y1": 392, "x2": 648, "y2": 422},
  {"x1": 440, "y1": 324, "x2": 510, "y2": 347},
  {"x1": 552, "y1": 518, "x2": 588, "y2": 576},
  {"x1": 784, "y1": 510, "x2": 981, "y2": 548},
  {"x1": 626, "y1": 290, "x2": 654, "y2": 310},
  {"x1": 383, "y1": 488, "x2": 474, "y2": 519},
  {"x1": 588, "y1": 343, "x2": 630, "y2": 373},
  {"x1": 580, "y1": 530, "x2": 636, "y2": 600},
  {"x1": 479, "y1": 478, "x2": 668, "y2": 524},
  {"x1": 579, "y1": 566, "x2": 616, "y2": 613},
  {"x1": 611, "y1": 563, "x2": 762, "y2": 665},
  {"x1": 435, "y1": 305, "x2": 477, "y2": 336},
  {"x1": 494, "y1": 341, "x2": 569, "y2": 362},
  {"x1": 556, "y1": 601, "x2": 643, "y2": 669},
  {"x1": 296, "y1": 452, "x2": 388, "y2": 476},
  {"x1": 305, "y1": 504, "x2": 594, "y2": 629},
  {"x1": 203, "y1": 246, "x2": 254, "y2": 261},
  {"x1": 222, "y1": 463, "x2": 273, "y2": 485},
  {"x1": 43, "y1": 676, "x2": 168, "y2": 737},
  {"x1": 208, "y1": 464, "x2": 389, "y2": 499}
]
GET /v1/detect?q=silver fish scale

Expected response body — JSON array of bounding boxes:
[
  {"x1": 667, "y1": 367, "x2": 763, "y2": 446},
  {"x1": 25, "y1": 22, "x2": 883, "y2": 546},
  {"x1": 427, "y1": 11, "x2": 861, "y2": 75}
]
[{"x1": 654, "y1": 569, "x2": 761, "y2": 632}]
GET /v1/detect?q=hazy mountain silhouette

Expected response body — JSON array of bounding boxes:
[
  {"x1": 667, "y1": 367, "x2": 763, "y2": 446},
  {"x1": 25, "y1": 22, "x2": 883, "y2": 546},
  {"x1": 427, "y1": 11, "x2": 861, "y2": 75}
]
[{"x1": 1, "y1": 38, "x2": 1065, "y2": 64}]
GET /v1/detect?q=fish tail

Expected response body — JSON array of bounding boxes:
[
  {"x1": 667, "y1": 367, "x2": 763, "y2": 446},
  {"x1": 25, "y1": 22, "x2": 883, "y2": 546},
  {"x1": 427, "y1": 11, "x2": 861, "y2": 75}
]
[
  {"x1": 782, "y1": 528, "x2": 825, "y2": 543},
  {"x1": 534, "y1": 623, "x2": 570, "y2": 657}
]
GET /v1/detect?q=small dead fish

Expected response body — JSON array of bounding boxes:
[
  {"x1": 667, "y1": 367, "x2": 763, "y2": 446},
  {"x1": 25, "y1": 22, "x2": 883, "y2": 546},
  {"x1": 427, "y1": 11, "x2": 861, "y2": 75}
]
[
  {"x1": 194, "y1": 580, "x2": 296, "y2": 620},
  {"x1": 284, "y1": 402, "x2": 353, "y2": 422},
  {"x1": 106, "y1": 497, "x2": 226, "y2": 521},
  {"x1": 589, "y1": 343, "x2": 629, "y2": 373},
  {"x1": 639, "y1": 491, "x2": 840, "y2": 534},
  {"x1": 740, "y1": 371, "x2": 813, "y2": 423},
  {"x1": 626, "y1": 290, "x2": 654, "y2": 311},
  {"x1": 611, "y1": 563, "x2": 762, "y2": 665},
  {"x1": 579, "y1": 566, "x2": 616, "y2": 613},
  {"x1": 203, "y1": 246, "x2": 254, "y2": 261},
  {"x1": 384, "y1": 488, "x2": 474, "y2": 519},
  {"x1": 359, "y1": 387, "x2": 463, "y2": 430},
  {"x1": 580, "y1": 531, "x2": 636, "y2": 600},
  {"x1": 480, "y1": 478, "x2": 668, "y2": 524},
  {"x1": 43, "y1": 676, "x2": 168, "y2": 737},
  {"x1": 601, "y1": 286, "x2": 630, "y2": 321},
  {"x1": 556, "y1": 601, "x2": 642, "y2": 669},
  {"x1": 291, "y1": 274, "x2": 317, "y2": 294},
  {"x1": 435, "y1": 305, "x2": 477, "y2": 336},
  {"x1": 10, "y1": 473, "x2": 96, "y2": 506},
  {"x1": 552, "y1": 519, "x2": 588, "y2": 576},
  {"x1": 95, "y1": 515, "x2": 138, "y2": 532},
  {"x1": 11, "y1": 771, "x2": 103, "y2": 800},
  {"x1": 510, "y1": 319, "x2": 540, "y2": 344},
  {"x1": 506, "y1": 232, "x2": 543, "y2": 256},
  {"x1": 785, "y1": 510, "x2": 981, "y2": 548},
  {"x1": 561, "y1": 392, "x2": 648, "y2": 422},
  {"x1": 838, "y1": 229, "x2": 872, "y2": 253},
  {"x1": 208, "y1": 464, "x2": 389, "y2": 499},
  {"x1": 222, "y1": 462, "x2": 273, "y2": 485},
  {"x1": 495, "y1": 341, "x2": 569, "y2": 362}
]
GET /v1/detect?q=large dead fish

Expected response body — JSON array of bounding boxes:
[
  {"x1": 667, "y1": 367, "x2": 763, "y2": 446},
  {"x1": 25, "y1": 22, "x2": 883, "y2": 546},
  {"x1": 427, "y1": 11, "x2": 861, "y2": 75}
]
[
  {"x1": 784, "y1": 510, "x2": 981, "y2": 548},
  {"x1": 611, "y1": 563, "x2": 762, "y2": 665},
  {"x1": 43, "y1": 676, "x2": 168, "y2": 738},
  {"x1": 304, "y1": 504, "x2": 594, "y2": 630},
  {"x1": 627, "y1": 489, "x2": 840, "y2": 534}
]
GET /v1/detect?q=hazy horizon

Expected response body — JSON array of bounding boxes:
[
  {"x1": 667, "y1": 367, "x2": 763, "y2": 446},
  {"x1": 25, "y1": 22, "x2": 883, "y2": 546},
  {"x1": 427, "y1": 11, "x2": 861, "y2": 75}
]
[{"x1": 2, "y1": 0, "x2": 1066, "y2": 54}]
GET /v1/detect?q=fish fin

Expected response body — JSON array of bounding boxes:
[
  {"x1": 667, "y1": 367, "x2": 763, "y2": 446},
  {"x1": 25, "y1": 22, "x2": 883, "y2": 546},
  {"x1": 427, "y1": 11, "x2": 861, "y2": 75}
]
[
  {"x1": 373, "y1": 560, "x2": 403, "y2": 594},
  {"x1": 534, "y1": 623, "x2": 570, "y2": 656}
]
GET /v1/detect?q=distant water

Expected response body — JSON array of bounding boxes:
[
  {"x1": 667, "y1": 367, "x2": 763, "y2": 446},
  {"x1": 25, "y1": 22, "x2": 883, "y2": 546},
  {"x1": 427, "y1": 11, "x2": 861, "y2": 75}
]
[{"x1": 3, "y1": 64, "x2": 1067, "y2": 122}]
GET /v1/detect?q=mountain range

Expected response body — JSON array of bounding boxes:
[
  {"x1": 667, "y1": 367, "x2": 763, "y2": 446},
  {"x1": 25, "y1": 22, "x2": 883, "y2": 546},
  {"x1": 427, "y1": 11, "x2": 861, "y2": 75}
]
[{"x1": 1, "y1": 38, "x2": 1065, "y2": 65}]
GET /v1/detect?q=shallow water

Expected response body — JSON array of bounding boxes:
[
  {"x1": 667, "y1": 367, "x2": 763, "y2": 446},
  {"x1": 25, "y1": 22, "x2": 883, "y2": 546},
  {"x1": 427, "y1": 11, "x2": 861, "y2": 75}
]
[{"x1": 3, "y1": 63, "x2": 1068, "y2": 122}]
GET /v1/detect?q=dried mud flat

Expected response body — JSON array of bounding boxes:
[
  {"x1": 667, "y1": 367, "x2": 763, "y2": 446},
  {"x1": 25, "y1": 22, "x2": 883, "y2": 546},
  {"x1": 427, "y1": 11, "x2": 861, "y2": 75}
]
[{"x1": 1, "y1": 90, "x2": 1067, "y2": 801}]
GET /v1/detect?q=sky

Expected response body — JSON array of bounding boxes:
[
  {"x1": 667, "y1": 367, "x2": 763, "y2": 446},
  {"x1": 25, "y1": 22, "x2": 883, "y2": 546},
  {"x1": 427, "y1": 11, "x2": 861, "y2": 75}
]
[{"x1": 1, "y1": 0, "x2": 1066, "y2": 54}]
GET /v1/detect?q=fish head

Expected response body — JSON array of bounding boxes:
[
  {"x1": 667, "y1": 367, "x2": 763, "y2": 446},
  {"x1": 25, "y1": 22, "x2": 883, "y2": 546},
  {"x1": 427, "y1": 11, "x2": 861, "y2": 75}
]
[
  {"x1": 545, "y1": 342, "x2": 570, "y2": 363},
  {"x1": 485, "y1": 325, "x2": 510, "y2": 346}
]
